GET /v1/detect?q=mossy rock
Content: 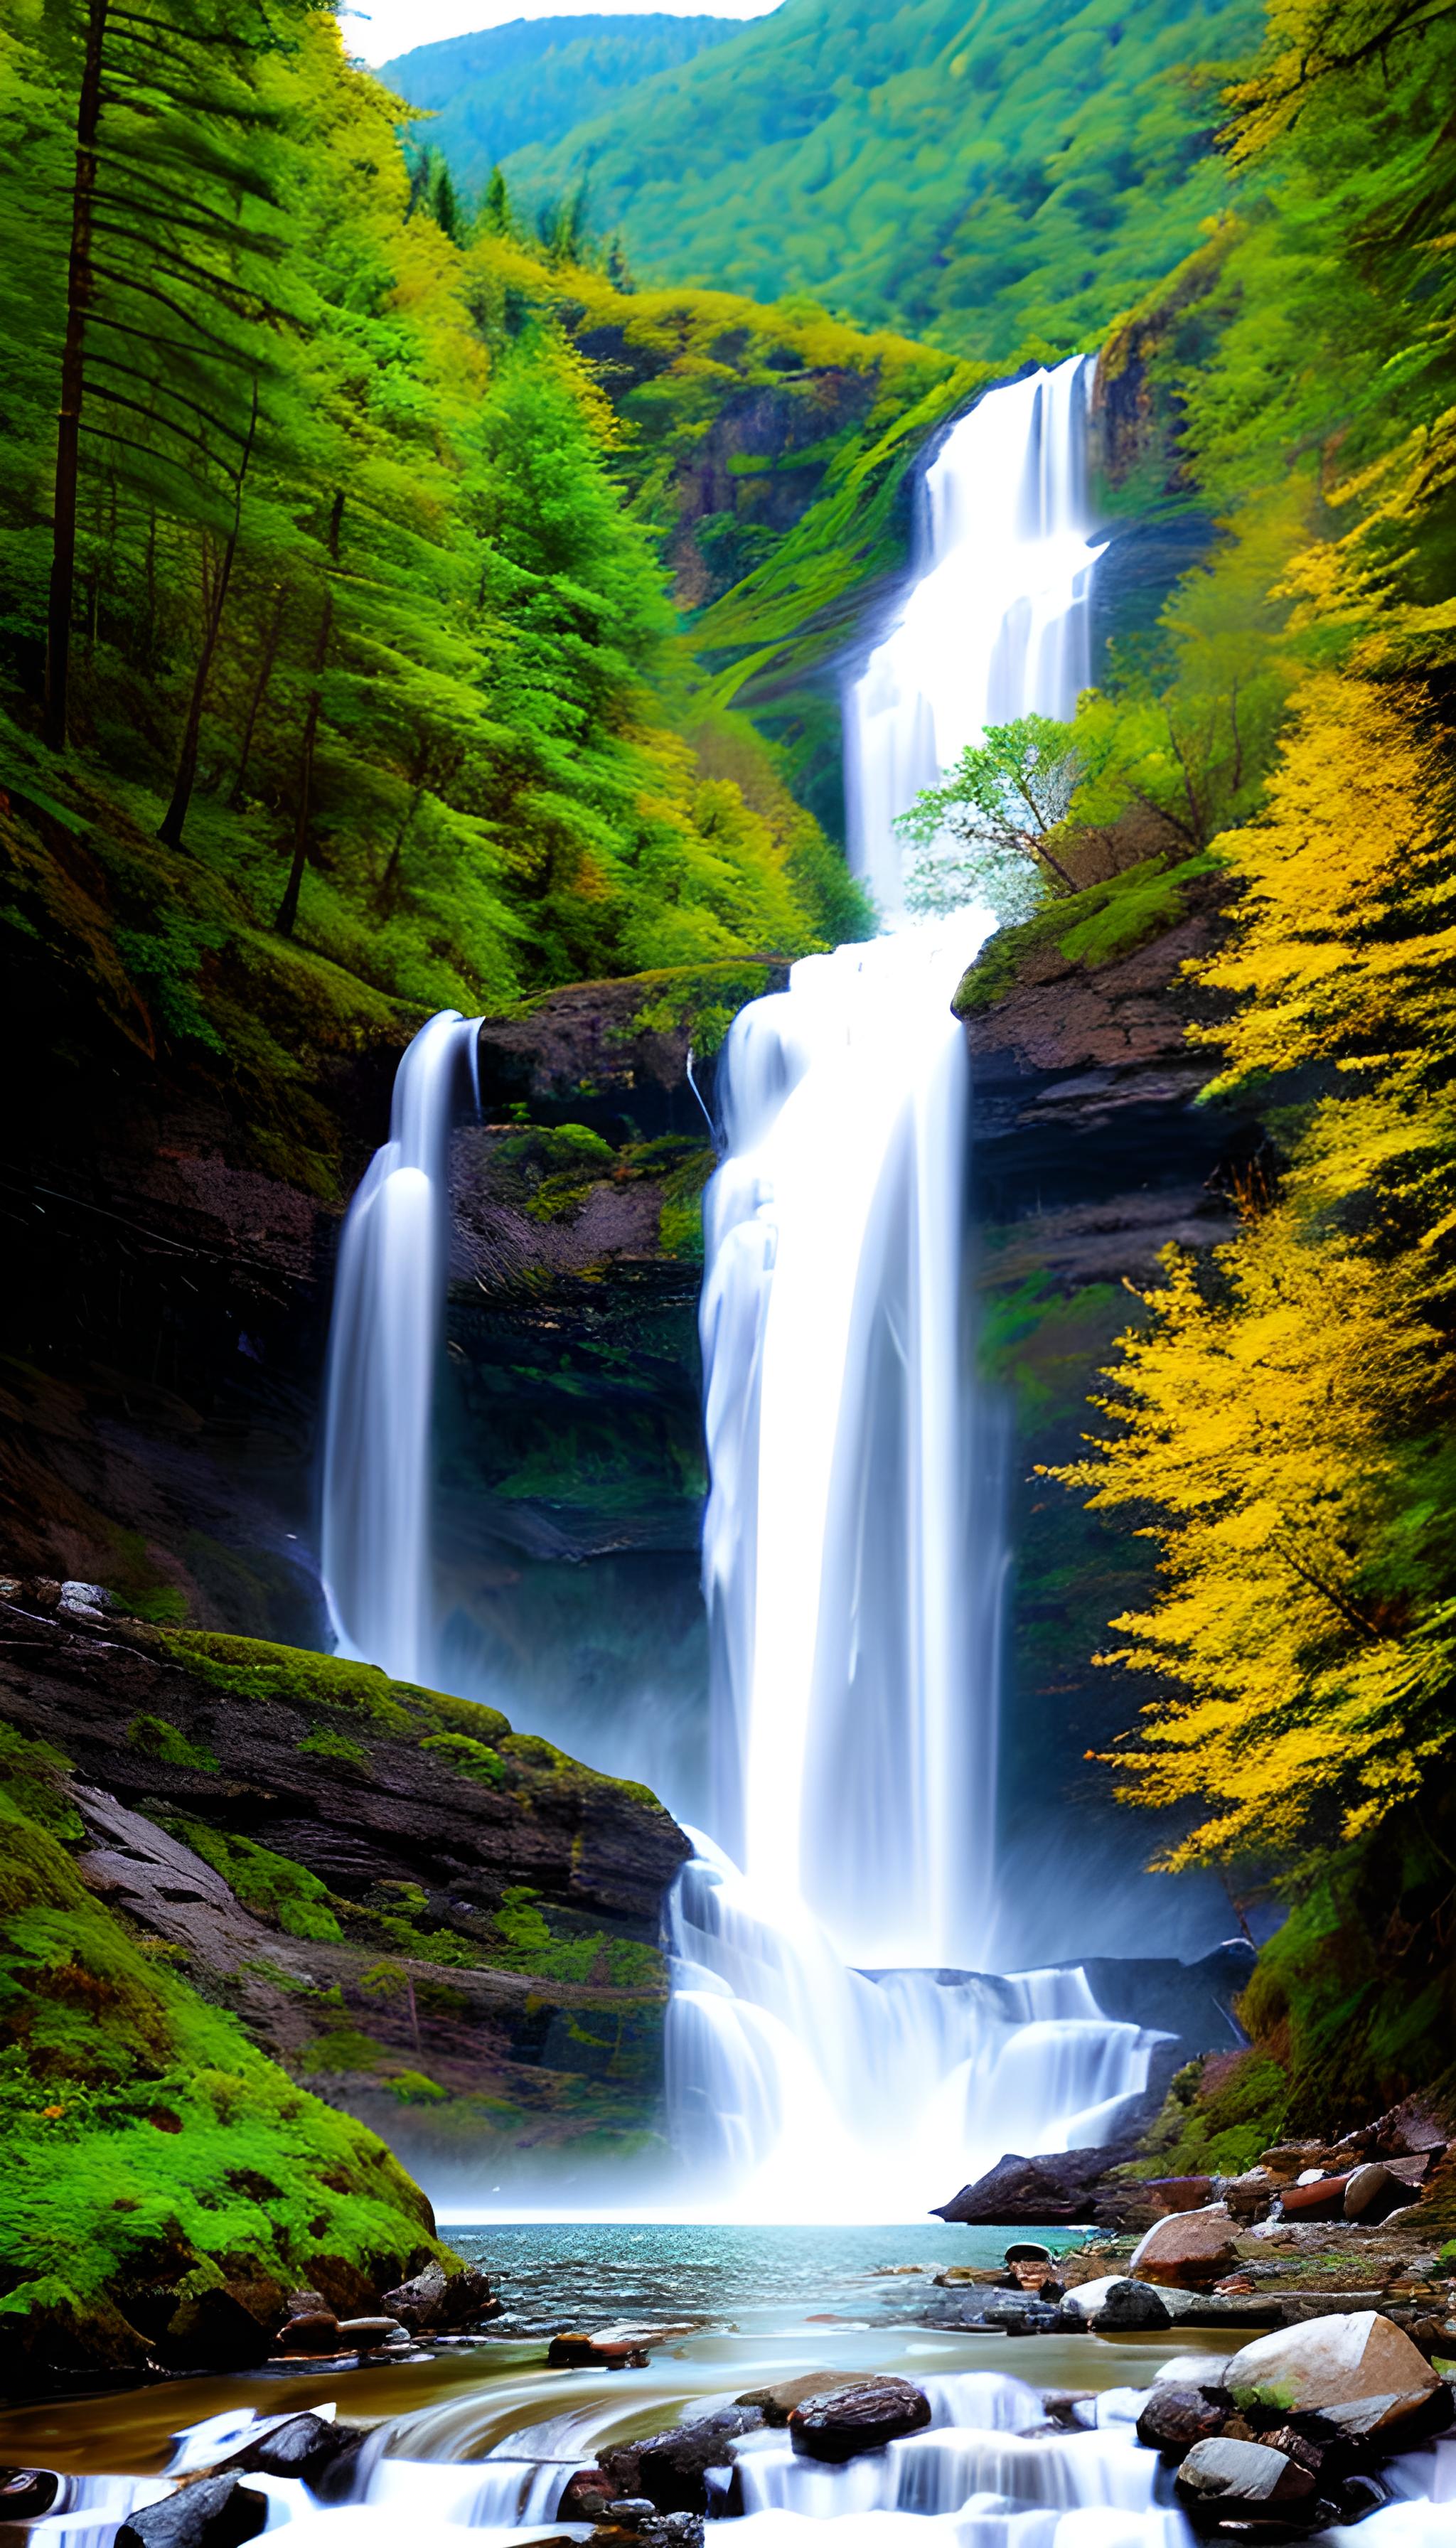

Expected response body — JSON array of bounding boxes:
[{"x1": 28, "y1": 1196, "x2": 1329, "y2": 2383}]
[{"x1": 952, "y1": 852, "x2": 1219, "y2": 1018}]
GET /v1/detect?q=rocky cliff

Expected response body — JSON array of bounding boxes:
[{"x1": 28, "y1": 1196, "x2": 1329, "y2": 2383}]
[{"x1": 958, "y1": 857, "x2": 1265, "y2": 1964}]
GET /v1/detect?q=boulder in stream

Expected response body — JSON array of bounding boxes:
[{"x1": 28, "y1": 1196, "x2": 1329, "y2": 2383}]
[
  {"x1": 597, "y1": 2407, "x2": 765, "y2": 2512},
  {"x1": 1222, "y1": 2311, "x2": 1442, "y2": 2436},
  {"x1": 788, "y1": 2377, "x2": 933, "y2": 2462},
  {"x1": 117, "y1": 2475, "x2": 269, "y2": 2548},
  {"x1": 1174, "y1": 2435, "x2": 1319, "y2": 2529},
  {"x1": 1136, "y1": 2384, "x2": 1238, "y2": 2459},
  {"x1": 1129, "y1": 2202, "x2": 1239, "y2": 2287}
]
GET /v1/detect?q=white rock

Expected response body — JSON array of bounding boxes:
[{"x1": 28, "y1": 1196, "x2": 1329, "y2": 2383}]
[{"x1": 1225, "y1": 2311, "x2": 1440, "y2": 2435}]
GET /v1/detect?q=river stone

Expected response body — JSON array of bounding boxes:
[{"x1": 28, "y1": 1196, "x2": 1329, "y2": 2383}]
[
  {"x1": 1094, "y1": 2278, "x2": 1174, "y2": 2330},
  {"x1": 597, "y1": 2408, "x2": 764, "y2": 2512},
  {"x1": 1174, "y1": 2436, "x2": 1318, "y2": 2518},
  {"x1": 117, "y1": 2475, "x2": 269, "y2": 2548},
  {"x1": 736, "y1": 2373, "x2": 854, "y2": 2424},
  {"x1": 224, "y1": 2413, "x2": 369, "y2": 2487},
  {"x1": 1343, "y1": 2162, "x2": 1405, "y2": 2222},
  {"x1": 1136, "y1": 2384, "x2": 1233, "y2": 2458},
  {"x1": 336, "y1": 2316, "x2": 407, "y2": 2347},
  {"x1": 273, "y1": 2309, "x2": 342, "y2": 2355},
  {"x1": 1224, "y1": 2311, "x2": 1441, "y2": 2436},
  {"x1": 788, "y1": 2377, "x2": 933, "y2": 2461},
  {"x1": 1130, "y1": 2204, "x2": 1239, "y2": 2288}
]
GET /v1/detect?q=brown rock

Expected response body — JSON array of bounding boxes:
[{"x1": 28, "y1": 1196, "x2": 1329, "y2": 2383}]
[
  {"x1": 1224, "y1": 2311, "x2": 1441, "y2": 2436},
  {"x1": 735, "y1": 2374, "x2": 855, "y2": 2424},
  {"x1": 1135, "y1": 2386, "x2": 1232, "y2": 2460},
  {"x1": 272, "y1": 2311, "x2": 341, "y2": 2355},
  {"x1": 1130, "y1": 2205, "x2": 1239, "y2": 2289},
  {"x1": 597, "y1": 2409, "x2": 764, "y2": 2512},
  {"x1": 788, "y1": 2379, "x2": 932, "y2": 2463},
  {"x1": 1279, "y1": 2175, "x2": 1352, "y2": 2220},
  {"x1": 336, "y1": 2316, "x2": 406, "y2": 2348}
]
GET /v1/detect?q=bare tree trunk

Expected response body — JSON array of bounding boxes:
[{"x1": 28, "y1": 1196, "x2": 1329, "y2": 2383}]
[
  {"x1": 228, "y1": 579, "x2": 289, "y2": 807},
  {"x1": 44, "y1": 0, "x2": 109, "y2": 752},
  {"x1": 158, "y1": 377, "x2": 258, "y2": 852},
  {"x1": 276, "y1": 491, "x2": 343, "y2": 938}
]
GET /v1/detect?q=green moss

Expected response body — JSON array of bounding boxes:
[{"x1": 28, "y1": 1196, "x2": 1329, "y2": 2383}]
[
  {"x1": 0, "y1": 1779, "x2": 448, "y2": 2352},
  {"x1": 124, "y1": 1715, "x2": 220, "y2": 1774},
  {"x1": 148, "y1": 1629, "x2": 417, "y2": 1733},
  {"x1": 162, "y1": 1822, "x2": 345, "y2": 1944},
  {"x1": 952, "y1": 853, "x2": 1219, "y2": 1017},
  {"x1": 390, "y1": 2070, "x2": 446, "y2": 2104},
  {"x1": 421, "y1": 1732, "x2": 506, "y2": 1787},
  {"x1": 294, "y1": 2025, "x2": 388, "y2": 2075},
  {"x1": 1120, "y1": 2050, "x2": 1289, "y2": 2180},
  {"x1": 297, "y1": 1728, "x2": 371, "y2": 1770},
  {"x1": 0, "y1": 1725, "x2": 82, "y2": 1846}
]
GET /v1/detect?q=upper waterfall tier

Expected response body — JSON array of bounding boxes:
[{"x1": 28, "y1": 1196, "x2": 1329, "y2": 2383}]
[{"x1": 844, "y1": 355, "x2": 1100, "y2": 915}]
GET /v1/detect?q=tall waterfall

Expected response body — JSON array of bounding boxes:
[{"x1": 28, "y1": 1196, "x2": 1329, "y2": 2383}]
[
  {"x1": 665, "y1": 356, "x2": 1159, "y2": 2218},
  {"x1": 321, "y1": 1010, "x2": 478, "y2": 1686},
  {"x1": 845, "y1": 355, "x2": 1100, "y2": 915}
]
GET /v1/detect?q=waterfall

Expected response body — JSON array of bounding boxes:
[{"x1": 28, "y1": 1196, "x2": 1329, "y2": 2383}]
[
  {"x1": 669, "y1": 357, "x2": 1155, "y2": 2219},
  {"x1": 845, "y1": 355, "x2": 1100, "y2": 915},
  {"x1": 320, "y1": 1010, "x2": 478, "y2": 1686}
]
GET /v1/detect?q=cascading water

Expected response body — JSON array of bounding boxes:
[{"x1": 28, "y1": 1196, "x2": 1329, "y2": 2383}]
[
  {"x1": 845, "y1": 355, "x2": 1101, "y2": 916},
  {"x1": 320, "y1": 1009, "x2": 478, "y2": 1686},
  {"x1": 666, "y1": 355, "x2": 1154, "y2": 2218}
]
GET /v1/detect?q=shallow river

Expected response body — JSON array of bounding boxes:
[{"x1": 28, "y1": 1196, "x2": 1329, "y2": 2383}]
[{"x1": 1, "y1": 2224, "x2": 1450, "y2": 2546}]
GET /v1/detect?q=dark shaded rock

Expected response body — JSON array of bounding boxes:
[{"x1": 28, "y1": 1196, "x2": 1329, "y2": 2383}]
[
  {"x1": 788, "y1": 2377, "x2": 932, "y2": 2463},
  {"x1": 558, "y1": 2471, "x2": 619, "y2": 2520},
  {"x1": 117, "y1": 2475, "x2": 269, "y2": 2548},
  {"x1": 1334, "y1": 2471, "x2": 1391, "y2": 2525},
  {"x1": 0, "y1": 2473, "x2": 60, "y2": 2521},
  {"x1": 273, "y1": 2310, "x2": 341, "y2": 2355},
  {"x1": 1137, "y1": 2387, "x2": 1233, "y2": 2460},
  {"x1": 380, "y1": 2261, "x2": 450, "y2": 2331},
  {"x1": 224, "y1": 2413, "x2": 369, "y2": 2488},
  {"x1": 933, "y1": 2147, "x2": 1114, "y2": 2225},
  {"x1": 1093, "y1": 2279, "x2": 1172, "y2": 2331},
  {"x1": 159, "y1": 2285, "x2": 275, "y2": 2372},
  {"x1": 598, "y1": 2408, "x2": 764, "y2": 2513},
  {"x1": 977, "y1": 2291, "x2": 1064, "y2": 2332}
]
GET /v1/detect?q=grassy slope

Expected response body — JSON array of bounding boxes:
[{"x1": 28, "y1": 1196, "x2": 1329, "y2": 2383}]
[
  {"x1": 380, "y1": 16, "x2": 743, "y2": 193},
  {"x1": 504, "y1": 0, "x2": 1260, "y2": 360},
  {"x1": 0, "y1": 1717, "x2": 446, "y2": 2384}
]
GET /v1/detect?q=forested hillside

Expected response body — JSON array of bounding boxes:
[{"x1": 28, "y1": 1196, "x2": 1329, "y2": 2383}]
[
  {"x1": 0, "y1": 0, "x2": 987, "y2": 1167},
  {"x1": 946, "y1": 0, "x2": 1456, "y2": 2128},
  {"x1": 505, "y1": 0, "x2": 1260, "y2": 357},
  {"x1": 379, "y1": 15, "x2": 742, "y2": 196}
]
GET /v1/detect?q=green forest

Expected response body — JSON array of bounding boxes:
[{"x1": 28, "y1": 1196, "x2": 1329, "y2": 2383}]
[
  {"x1": 500, "y1": 0, "x2": 1263, "y2": 355},
  {"x1": 6, "y1": 0, "x2": 1456, "y2": 2419},
  {"x1": 378, "y1": 14, "x2": 742, "y2": 195}
]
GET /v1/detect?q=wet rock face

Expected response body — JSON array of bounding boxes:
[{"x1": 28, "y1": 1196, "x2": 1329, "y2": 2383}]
[
  {"x1": 787, "y1": 2377, "x2": 933, "y2": 2462},
  {"x1": 1136, "y1": 2384, "x2": 1235, "y2": 2459},
  {"x1": 598, "y1": 2408, "x2": 766, "y2": 2512},
  {"x1": 1174, "y1": 2433, "x2": 1319, "y2": 2525},
  {"x1": 117, "y1": 2474, "x2": 269, "y2": 2548}
]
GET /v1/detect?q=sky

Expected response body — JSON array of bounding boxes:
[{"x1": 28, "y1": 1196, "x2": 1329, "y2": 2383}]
[{"x1": 344, "y1": 0, "x2": 781, "y2": 70}]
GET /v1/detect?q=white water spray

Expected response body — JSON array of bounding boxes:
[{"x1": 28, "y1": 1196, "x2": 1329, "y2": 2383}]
[
  {"x1": 320, "y1": 1009, "x2": 478, "y2": 1686},
  {"x1": 668, "y1": 358, "x2": 1152, "y2": 2217}
]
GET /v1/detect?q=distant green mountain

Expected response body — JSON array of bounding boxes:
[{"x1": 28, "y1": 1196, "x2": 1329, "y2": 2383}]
[
  {"x1": 503, "y1": 0, "x2": 1260, "y2": 358},
  {"x1": 378, "y1": 14, "x2": 746, "y2": 195}
]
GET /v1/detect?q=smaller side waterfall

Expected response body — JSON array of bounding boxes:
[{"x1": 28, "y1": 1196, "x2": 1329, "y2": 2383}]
[{"x1": 320, "y1": 1010, "x2": 478, "y2": 1686}]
